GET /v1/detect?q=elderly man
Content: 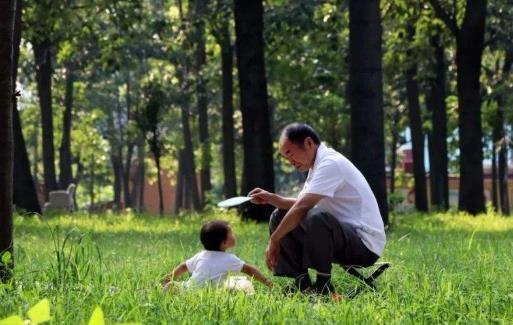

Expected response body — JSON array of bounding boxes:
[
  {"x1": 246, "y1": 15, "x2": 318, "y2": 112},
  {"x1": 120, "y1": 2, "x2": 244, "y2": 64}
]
[{"x1": 249, "y1": 123, "x2": 386, "y2": 296}]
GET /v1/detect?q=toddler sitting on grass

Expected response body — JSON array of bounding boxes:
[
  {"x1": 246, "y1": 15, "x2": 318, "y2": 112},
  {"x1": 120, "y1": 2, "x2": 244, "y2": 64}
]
[{"x1": 163, "y1": 220, "x2": 272, "y2": 291}]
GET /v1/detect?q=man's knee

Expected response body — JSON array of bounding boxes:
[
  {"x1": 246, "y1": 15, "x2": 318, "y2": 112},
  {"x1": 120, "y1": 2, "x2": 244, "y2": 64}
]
[
  {"x1": 303, "y1": 211, "x2": 336, "y2": 233},
  {"x1": 269, "y1": 209, "x2": 287, "y2": 233}
]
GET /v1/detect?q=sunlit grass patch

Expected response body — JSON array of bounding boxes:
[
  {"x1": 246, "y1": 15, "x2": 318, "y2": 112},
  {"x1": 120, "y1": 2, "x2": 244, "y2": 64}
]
[{"x1": 2, "y1": 210, "x2": 513, "y2": 324}]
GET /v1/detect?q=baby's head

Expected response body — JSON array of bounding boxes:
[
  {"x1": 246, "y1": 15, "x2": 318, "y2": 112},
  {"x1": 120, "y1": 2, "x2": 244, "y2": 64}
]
[{"x1": 200, "y1": 220, "x2": 236, "y2": 251}]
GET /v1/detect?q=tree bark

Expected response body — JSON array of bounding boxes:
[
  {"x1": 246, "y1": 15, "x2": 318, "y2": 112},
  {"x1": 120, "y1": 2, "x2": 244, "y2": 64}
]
[
  {"x1": 405, "y1": 24, "x2": 428, "y2": 212},
  {"x1": 111, "y1": 147, "x2": 123, "y2": 210},
  {"x1": 0, "y1": 0, "x2": 15, "y2": 282},
  {"x1": 33, "y1": 38, "x2": 58, "y2": 197},
  {"x1": 429, "y1": 0, "x2": 487, "y2": 214},
  {"x1": 234, "y1": 0, "x2": 275, "y2": 221},
  {"x1": 12, "y1": 0, "x2": 41, "y2": 214},
  {"x1": 497, "y1": 49, "x2": 512, "y2": 215},
  {"x1": 89, "y1": 155, "x2": 95, "y2": 207},
  {"x1": 195, "y1": 0, "x2": 211, "y2": 205},
  {"x1": 58, "y1": 66, "x2": 74, "y2": 189},
  {"x1": 123, "y1": 77, "x2": 133, "y2": 208},
  {"x1": 214, "y1": 14, "x2": 237, "y2": 199},
  {"x1": 454, "y1": 2, "x2": 487, "y2": 214},
  {"x1": 491, "y1": 138, "x2": 498, "y2": 211},
  {"x1": 180, "y1": 104, "x2": 201, "y2": 211},
  {"x1": 348, "y1": 0, "x2": 388, "y2": 224},
  {"x1": 389, "y1": 110, "x2": 400, "y2": 199},
  {"x1": 425, "y1": 33, "x2": 449, "y2": 211},
  {"x1": 153, "y1": 149, "x2": 164, "y2": 216},
  {"x1": 174, "y1": 149, "x2": 185, "y2": 213}
]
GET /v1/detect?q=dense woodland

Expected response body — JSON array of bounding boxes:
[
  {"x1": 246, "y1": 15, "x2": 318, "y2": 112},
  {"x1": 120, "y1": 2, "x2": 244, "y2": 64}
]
[{"x1": 1, "y1": 0, "x2": 513, "y2": 279}]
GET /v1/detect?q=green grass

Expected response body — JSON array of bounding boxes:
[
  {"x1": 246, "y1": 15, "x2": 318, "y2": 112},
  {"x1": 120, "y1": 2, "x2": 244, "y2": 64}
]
[{"x1": 1, "y1": 209, "x2": 513, "y2": 324}]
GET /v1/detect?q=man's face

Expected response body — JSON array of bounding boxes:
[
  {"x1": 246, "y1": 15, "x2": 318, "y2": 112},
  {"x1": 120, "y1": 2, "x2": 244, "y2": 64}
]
[{"x1": 279, "y1": 137, "x2": 317, "y2": 172}]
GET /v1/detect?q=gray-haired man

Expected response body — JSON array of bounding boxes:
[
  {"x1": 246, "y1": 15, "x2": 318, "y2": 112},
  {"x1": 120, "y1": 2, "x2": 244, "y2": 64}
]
[{"x1": 249, "y1": 123, "x2": 386, "y2": 297}]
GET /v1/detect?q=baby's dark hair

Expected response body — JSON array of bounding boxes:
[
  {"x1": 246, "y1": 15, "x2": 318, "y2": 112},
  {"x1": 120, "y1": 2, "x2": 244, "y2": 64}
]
[{"x1": 200, "y1": 220, "x2": 230, "y2": 251}]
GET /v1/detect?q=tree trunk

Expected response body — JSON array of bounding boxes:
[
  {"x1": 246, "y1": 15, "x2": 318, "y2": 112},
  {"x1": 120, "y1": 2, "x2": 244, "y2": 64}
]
[
  {"x1": 123, "y1": 76, "x2": 133, "y2": 209},
  {"x1": 491, "y1": 138, "x2": 498, "y2": 211},
  {"x1": 0, "y1": 0, "x2": 15, "y2": 282},
  {"x1": 180, "y1": 104, "x2": 201, "y2": 211},
  {"x1": 175, "y1": 149, "x2": 185, "y2": 213},
  {"x1": 429, "y1": 0, "x2": 487, "y2": 215},
  {"x1": 137, "y1": 140, "x2": 145, "y2": 212},
  {"x1": 405, "y1": 24, "x2": 428, "y2": 212},
  {"x1": 217, "y1": 18, "x2": 237, "y2": 199},
  {"x1": 111, "y1": 147, "x2": 123, "y2": 210},
  {"x1": 455, "y1": 5, "x2": 487, "y2": 214},
  {"x1": 348, "y1": 0, "x2": 388, "y2": 224},
  {"x1": 426, "y1": 33, "x2": 449, "y2": 211},
  {"x1": 497, "y1": 49, "x2": 512, "y2": 215},
  {"x1": 195, "y1": 0, "x2": 211, "y2": 205},
  {"x1": 12, "y1": 0, "x2": 41, "y2": 214},
  {"x1": 389, "y1": 110, "x2": 400, "y2": 201},
  {"x1": 59, "y1": 66, "x2": 74, "y2": 189},
  {"x1": 130, "y1": 138, "x2": 145, "y2": 213},
  {"x1": 153, "y1": 150, "x2": 164, "y2": 216},
  {"x1": 89, "y1": 155, "x2": 95, "y2": 207},
  {"x1": 33, "y1": 38, "x2": 58, "y2": 197},
  {"x1": 234, "y1": 0, "x2": 275, "y2": 221}
]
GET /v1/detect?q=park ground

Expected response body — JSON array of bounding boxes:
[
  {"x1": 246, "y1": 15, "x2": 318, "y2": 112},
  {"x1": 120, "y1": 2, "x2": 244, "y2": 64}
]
[{"x1": 1, "y1": 209, "x2": 513, "y2": 324}]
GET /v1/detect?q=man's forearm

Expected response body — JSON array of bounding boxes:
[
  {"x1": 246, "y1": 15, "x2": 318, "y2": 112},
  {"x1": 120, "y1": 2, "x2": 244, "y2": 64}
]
[
  {"x1": 270, "y1": 194, "x2": 297, "y2": 210},
  {"x1": 269, "y1": 204, "x2": 308, "y2": 242}
]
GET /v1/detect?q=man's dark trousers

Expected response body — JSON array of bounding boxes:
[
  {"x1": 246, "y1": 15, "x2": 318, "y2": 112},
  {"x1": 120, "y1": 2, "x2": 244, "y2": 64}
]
[{"x1": 269, "y1": 209, "x2": 379, "y2": 278}]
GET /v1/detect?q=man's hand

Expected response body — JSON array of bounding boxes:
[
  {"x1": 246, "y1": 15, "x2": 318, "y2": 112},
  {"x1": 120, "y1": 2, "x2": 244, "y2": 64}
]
[
  {"x1": 265, "y1": 238, "x2": 280, "y2": 271},
  {"x1": 249, "y1": 188, "x2": 275, "y2": 205}
]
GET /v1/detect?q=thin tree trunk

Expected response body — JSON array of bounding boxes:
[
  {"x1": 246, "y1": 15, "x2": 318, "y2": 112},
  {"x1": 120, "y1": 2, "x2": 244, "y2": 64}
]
[
  {"x1": 174, "y1": 149, "x2": 184, "y2": 213},
  {"x1": 491, "y1": 139, "x2": 498, "y2": 211},
  {"x1": 234, "y1": 0, "x2": 275, "y2": 221},
  {"x1": 33, "y1": 39, "x2": 58, "y2": 197},
  {"x1": 180, "y1": 104, "x2": 201, "y2": 211},
  {"x1": 195, "y1": 0, "x2": 211, "y2": 205},
  {"x1": 89, "y1": 155, "x2": 95, "y2": 207},
  {"x1": 59, "y1": 66, "x2": 74, "y2": 189},
  {"x1": 111, "y1": 147, "x2": 123, "y2": 210},
  {"x1": 497, "y1": 50, "x2": 512, "y2": 215},
  {"x1": 348, "y1": 0, "x2": 388, "y2": 224},
  {"x1": 426, "y1": 32, "x2": 449, "y2": 211},
  {"x1": 405, "y1": 24, "x2": 428, "y2": 212},
  {"x1": 389, "y1": 110, "x2": 400, "y2": 195},
  {"x1": 0, "y1": 0, "x2": 15, "y2": 281},
  {"x1": 12, "y1": 0, "x2": 41, "y2": 214},
  {"x1": 153, "y1": 150, "x2": 164, "y2": 216},
  {"x1": 123, "y1": 76, "x2": 133, "y2": 208},
  {"x1": 137, "y1": 140, "x2": 145, "y2": 212},
  {"x1": 217, "y1": 18, "x2": 237, "y2": 199}
]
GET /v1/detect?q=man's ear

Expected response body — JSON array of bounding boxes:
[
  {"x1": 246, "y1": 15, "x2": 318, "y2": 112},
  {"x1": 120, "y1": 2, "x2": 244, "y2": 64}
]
[{"x1": 304, "y1": 137, "x2": 314, "y2": 148}]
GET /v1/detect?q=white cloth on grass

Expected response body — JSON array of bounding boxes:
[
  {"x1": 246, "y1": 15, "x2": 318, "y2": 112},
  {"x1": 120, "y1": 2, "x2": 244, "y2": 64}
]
[
  {"x1": 300, "y1": 143, "x2": 386, "y2": 256},
  {"x1": 184, "y1": 250, "x2": 244, "y2": 288}
]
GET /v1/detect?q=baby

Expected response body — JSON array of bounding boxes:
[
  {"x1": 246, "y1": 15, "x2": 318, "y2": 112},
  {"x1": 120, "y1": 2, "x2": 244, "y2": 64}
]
[{"x1": 163, "y1": 220, "x2": 272, "y2": 290}]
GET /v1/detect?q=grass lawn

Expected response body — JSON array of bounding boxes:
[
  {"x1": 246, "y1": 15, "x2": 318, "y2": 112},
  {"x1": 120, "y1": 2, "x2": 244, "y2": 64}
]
[{"x1": 1, "y1": 209, "x2": 513, "y2": 324}]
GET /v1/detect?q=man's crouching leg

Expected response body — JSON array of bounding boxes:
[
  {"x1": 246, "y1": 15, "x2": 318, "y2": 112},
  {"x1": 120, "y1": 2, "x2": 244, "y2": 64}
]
[{"x1": 269, "y1": 209, "x2": 311, "y2": 291}]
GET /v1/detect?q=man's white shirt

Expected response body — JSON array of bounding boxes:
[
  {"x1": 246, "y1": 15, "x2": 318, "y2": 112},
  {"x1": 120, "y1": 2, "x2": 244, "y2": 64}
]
[{"x1": 300, "y1": 143, "x2": 386, "y2": 256}]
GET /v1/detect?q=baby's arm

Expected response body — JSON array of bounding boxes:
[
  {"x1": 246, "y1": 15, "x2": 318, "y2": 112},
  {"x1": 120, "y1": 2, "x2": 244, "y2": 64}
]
[
  {"x1": 163, "y1": 262, "x2": 188, "y2": 285},
  {"x1": 241, "y1": 264, "x2": 273, "y2": 288}
]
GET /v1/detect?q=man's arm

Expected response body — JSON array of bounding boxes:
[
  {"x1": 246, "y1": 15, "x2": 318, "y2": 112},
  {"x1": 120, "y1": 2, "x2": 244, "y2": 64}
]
[
  {"x1": 249, "y1": 187, "x2": 297, "y2": 210},
  {"x1": 241, "y1": 264, "x2": 273, "y2": 287},
  {"x1": 266, "y1": 193, "x2": 325, "y2": 270}
]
